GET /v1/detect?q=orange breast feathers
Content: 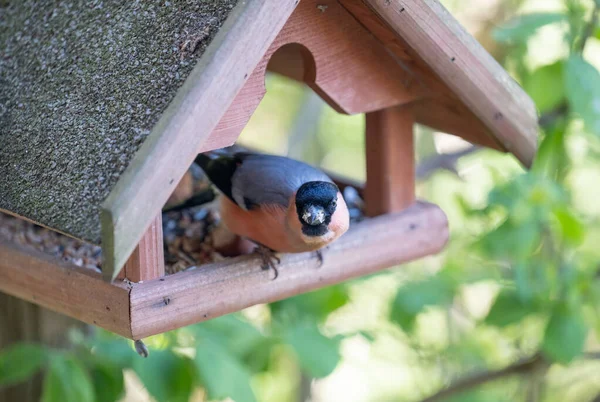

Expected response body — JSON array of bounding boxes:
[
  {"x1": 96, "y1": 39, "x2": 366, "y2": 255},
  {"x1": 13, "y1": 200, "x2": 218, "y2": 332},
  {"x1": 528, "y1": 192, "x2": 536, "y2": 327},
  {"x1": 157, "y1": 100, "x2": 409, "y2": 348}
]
[{"x1": 219, "y1": 191, "x2": 350, "y2": 253}]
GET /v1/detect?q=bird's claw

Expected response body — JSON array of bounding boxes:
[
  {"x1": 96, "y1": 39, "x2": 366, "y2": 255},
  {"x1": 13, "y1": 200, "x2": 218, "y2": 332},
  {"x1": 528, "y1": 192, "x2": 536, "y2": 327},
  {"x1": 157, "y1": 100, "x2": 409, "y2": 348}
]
[
  {"x1": 254, "y1": 245, "x2": 281, "y2": 280},
  {"x1": 315, "y1": 249, "x2": 324, "y2": 267}
]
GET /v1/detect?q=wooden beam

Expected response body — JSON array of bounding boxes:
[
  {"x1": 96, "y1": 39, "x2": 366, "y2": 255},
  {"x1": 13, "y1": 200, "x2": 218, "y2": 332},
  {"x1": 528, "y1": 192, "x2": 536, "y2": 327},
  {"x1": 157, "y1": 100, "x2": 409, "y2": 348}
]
[
  {"x1": 268, "y1": 0, "x2": 423, "y2": 114},
  {"x1": 357, "y1": 0, "x2": 538, "y2": 166},
  {"x1": 122, "y1": 214, "x2": 165, "y2": 282},
  {"x1": 337, "y1": 0, "x2": 504, "y2": 150},
  {"x1": 409, "y1": 98, "x2": 502, "y2": 149},
  {"x1": 365, "y1": 106, "x2": 415, "y2": 216},
  {"x1": 100, "y1": 0, "x2": 300, "y2": 281},
  {"x1": 0, "y1": 242, "x2": 132, "y2": 338},
  {"x1": 0, "y1": 201, "x2": 447, "y2": 340},
  {"x1": 337, "y1": 0, "x2": 538, "y2": 154},
  {"x1": 128, "y1": 202, "x2": 448, "y2": 339},
  {"x1": 200, "y1": 0, "x2": 425, "y2": 152}
]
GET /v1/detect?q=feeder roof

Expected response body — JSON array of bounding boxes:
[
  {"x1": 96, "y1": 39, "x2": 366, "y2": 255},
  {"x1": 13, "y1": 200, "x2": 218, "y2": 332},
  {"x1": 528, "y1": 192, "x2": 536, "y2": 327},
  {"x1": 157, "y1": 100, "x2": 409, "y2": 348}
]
[
  {"x1": 0, "y1": 0, "x2": 237, "y2": 243},
  {"x1": 0, "y1": 0, "x2": 538, "y2": 281}
]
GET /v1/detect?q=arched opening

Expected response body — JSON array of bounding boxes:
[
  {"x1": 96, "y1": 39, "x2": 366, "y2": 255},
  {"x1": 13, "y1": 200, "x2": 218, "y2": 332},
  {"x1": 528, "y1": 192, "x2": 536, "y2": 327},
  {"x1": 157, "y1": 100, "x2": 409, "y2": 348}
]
[
  {"x1": 237, "y1": 43, "x2": 367, "y2": 183},
  {"x1": 267, "y1": 42, "x2": 317, "y2": 84}
]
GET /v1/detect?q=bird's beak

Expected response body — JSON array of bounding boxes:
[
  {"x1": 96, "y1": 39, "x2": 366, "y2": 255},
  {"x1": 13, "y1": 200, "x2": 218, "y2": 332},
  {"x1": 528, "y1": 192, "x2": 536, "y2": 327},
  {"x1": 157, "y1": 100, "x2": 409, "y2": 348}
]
[{"x1": 302, "y1": 205, "x2": 326, "y2": 226}]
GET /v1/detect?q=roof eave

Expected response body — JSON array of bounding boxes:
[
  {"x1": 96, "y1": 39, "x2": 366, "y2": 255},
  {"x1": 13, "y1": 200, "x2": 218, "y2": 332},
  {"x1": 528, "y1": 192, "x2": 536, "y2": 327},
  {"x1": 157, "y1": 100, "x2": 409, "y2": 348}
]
[{"x1": 362, "y1": 0, "x2": 539, "y2": 167}]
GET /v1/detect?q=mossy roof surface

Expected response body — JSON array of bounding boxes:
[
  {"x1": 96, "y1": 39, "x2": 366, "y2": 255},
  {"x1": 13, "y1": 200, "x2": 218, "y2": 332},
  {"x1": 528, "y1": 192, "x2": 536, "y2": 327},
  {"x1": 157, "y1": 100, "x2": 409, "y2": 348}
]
[{"x1": 0, "y1": 0, "x2": 237, "y2": 243}]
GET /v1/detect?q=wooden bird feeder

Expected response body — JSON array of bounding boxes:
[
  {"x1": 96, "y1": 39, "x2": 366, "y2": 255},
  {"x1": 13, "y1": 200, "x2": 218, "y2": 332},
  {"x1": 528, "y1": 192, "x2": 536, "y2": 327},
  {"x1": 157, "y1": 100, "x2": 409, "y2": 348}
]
[{"x1": 0, "y1": 0, "x2": 538, "y2": 340}]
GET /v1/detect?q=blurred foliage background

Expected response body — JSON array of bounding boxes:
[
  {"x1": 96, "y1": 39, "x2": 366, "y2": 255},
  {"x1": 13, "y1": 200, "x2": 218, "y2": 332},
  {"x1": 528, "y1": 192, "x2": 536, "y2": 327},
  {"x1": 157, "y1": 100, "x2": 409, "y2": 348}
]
[{"x1": 3, "y1": 0, "x2": 600, "y2": 401}]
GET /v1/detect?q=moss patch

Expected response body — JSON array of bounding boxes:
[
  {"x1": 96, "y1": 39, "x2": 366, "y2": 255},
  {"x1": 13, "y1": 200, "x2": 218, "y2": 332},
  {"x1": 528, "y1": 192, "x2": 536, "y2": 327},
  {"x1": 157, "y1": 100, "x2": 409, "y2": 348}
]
[{"x1": 0, "y1": 0, "x2": 238, "y2": 243}]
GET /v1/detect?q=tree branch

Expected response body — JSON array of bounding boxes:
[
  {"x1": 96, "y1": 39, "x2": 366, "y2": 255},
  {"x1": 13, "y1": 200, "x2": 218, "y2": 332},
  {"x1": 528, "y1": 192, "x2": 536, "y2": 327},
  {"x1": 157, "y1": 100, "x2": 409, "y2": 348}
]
[
  {"x1": 415, "y1": 146, "x2": 481, "y2": 181},
  {"x1": 574, "y1": 0, "x2": 600, "y2": 54},
  {"x1": 583, "y1": 351, "x2": 600, "y2": 360},
  {"x1": 538, "y1": 103, "x2": 568, "y2": 129},
  {"x1": 419, "y1": 354, "x2": 545, "y2": 402}
]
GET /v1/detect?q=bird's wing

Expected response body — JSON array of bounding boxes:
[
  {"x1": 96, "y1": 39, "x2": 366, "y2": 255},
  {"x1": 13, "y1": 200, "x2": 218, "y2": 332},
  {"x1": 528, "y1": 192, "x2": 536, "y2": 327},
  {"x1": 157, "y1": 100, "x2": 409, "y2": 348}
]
[
  {"x1": 231, "y1": 153, "x2": 332, "y2": 210},
  {"x1": 194, "y1": 152, "x2": 241, "y2": 204}
]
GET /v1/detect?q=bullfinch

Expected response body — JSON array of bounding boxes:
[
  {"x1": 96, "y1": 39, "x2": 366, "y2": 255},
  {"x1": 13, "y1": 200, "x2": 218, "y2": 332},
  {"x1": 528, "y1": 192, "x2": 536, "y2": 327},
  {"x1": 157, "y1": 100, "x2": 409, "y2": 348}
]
[{"x1": 195, "y1": 150, "x2": 350, "y2": 278}]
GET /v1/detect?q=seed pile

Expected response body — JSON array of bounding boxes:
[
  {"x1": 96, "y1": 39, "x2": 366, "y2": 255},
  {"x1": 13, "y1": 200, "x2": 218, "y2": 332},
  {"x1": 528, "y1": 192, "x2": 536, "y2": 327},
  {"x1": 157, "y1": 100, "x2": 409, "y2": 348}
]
[
  {"x1": 162, "y1": 204, "x2": 224, "y2": 274},
  {"x1": 0, "y1": 212, "x2": 103, "y2": 272}
]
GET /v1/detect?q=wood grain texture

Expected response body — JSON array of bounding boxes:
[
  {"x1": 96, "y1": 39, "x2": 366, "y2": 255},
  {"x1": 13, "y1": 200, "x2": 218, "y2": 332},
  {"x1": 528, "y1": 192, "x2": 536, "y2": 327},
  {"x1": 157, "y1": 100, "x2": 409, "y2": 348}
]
[
  {"x1": 337, "y1": 0, "x2": 534, "y2": 152},
  {"x1": 166, "y1": 171, "x2": 194, "y2": 207},
  {"x1": 409, "y1": 98, "x2": 502, "y2": 149},
  {"x1": 199, "y1": 47, "x2": 269, "y2": 152},
  {"x1": 101, "y1": 0, "x2": 299, "y2": 281},
  {"x1": 270, "y1": 0, "x2": 424, "y2": 114},
  {"x1": 350, "y1": 0, "x2": 538, "y2": 165},
  {"x1": 200, "y1": 0, "x2": 425, "y2": 151},
  {"x1": 122, "y1": 214, "x2": 165, "y2": 282},
  {"x1": 129, "y1": 201, "x2": 448, "y2": 339},
  {"x1": 365, "y1": 106, "x2": 415, "y2": 216},
  {"x1": 0, "y1": 242, "x2": 132, "y2": 338}
]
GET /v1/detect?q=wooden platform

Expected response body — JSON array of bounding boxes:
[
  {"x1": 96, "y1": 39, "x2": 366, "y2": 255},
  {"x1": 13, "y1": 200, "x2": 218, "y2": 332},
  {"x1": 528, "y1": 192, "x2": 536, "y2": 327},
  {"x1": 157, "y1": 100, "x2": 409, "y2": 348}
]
[{"x1": 0, "y1": 202, "x2": 448, "y2": 339}]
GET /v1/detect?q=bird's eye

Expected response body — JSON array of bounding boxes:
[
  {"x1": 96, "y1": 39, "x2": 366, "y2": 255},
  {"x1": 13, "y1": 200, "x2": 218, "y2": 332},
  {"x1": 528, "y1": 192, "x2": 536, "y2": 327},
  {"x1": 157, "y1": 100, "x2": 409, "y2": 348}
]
[{"x1": 331, "y1": 200, "x2": 337, "y2": 208}]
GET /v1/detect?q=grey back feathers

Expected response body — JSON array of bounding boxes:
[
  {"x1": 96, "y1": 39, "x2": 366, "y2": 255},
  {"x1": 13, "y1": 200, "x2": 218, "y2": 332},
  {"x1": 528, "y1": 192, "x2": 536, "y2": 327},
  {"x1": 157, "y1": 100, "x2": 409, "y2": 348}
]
[{"x1": 231, "y1": 154, "x2": 332, "y2": 210}]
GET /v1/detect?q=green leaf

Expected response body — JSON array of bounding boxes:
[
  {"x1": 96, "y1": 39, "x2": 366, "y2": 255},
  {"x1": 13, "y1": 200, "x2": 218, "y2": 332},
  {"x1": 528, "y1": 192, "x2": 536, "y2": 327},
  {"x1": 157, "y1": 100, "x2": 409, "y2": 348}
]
[
  {"x1": 525, "y1": 62, "x2": 565, "y2": 113},
  {"x1": 485, "y1": 289, "x2": 536, "y2": 327},
  {"x1": 0, "y1": 343, "x2": 47, "y2": 387},
  {"x1": 390, "y1": 306, "x2": 418, "y2": 332},
  {"x1": 193, "y1": 315, "x2": 266, "y2": 360},
  {"x1": 481, "y1": 219, "x2": 540, "y2": 260},
  {"x1": 195, "y1": 338, "x2": 257, "y2": 402},
  {"x1": 514, "y1": 262, "x2": 534, "y2": 302},
  {"x1": 193, "y1": 315, "x2": 274, "y2": 373},
  {"x1": 271, "y1": 284, "x2": 349, "y2": 322},
  {"x1": 42, "y1": 355, "x2": 95, "y2": 402},
  {"x1": 565, "y1": 55, "x2": 600, "y2": 136},
  {"x1": 493, "y1": 13, "x2": 566, "y2": 43},
  {"x1": 532, "y1": 128, "x2": 569, "y2": 182},
  {"x1": 283, "y1": 323, "x2": 341, "y2": 378},
  {"x1": 241, "y1": 338, "x2": 274, "y2": 373},
  {"x1": 390, "y1": 274, "x2": 455, "y2": 331},
  {"x1": 542, "y1": 303, "x2": 588, "y2": 364},
  {"x1": 133, "y1": 350, "x2": 195, "y2": 402},
  {"x1": 90, "y1": 361, "x2": 125, "y2": 402},
  {"x1": 91, "y1": 339, "x2": 136, "y2": 369},
  {"x1": 553, "y1": 207, "x2": 585, "y2": 246}
]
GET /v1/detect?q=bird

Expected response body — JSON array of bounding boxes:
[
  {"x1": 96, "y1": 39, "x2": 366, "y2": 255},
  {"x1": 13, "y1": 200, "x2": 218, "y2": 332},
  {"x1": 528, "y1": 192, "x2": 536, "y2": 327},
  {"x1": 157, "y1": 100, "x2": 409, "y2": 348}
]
[{"x1": 194, "y1": 149, "x2": 350, "y2": 279}]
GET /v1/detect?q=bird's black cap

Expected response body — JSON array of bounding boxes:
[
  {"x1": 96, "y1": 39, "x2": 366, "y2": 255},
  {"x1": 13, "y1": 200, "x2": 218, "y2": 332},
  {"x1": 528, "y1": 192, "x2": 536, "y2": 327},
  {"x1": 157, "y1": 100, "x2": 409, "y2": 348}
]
[{"x1": 295, "y1": 181, "x2": 339, "y2": 236}]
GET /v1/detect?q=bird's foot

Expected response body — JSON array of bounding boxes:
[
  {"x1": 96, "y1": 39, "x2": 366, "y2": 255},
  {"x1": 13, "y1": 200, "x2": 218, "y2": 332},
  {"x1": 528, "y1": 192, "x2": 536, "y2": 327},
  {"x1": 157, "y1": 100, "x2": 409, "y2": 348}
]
[
  {"x1": 315, "y1": 249, "x2": 324, "y2": 267},
  {"x1": 254, "y1": 245, "x2": 281, "y2": 280}
]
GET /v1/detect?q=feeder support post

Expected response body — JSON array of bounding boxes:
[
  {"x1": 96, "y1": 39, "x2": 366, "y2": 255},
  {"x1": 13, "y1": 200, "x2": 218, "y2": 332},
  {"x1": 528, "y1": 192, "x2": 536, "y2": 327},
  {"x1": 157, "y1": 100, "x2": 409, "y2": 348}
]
[
  {"x1": 118, "y1": 214, "x2": 165, "y2": 282},
  {"x1": 365, "y1": 105, "x2": 416, "y2": 216}
]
